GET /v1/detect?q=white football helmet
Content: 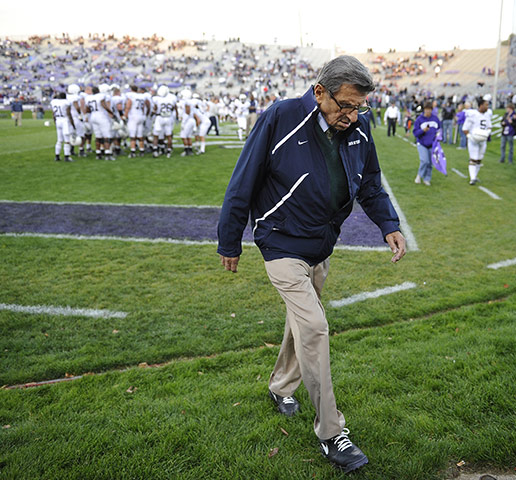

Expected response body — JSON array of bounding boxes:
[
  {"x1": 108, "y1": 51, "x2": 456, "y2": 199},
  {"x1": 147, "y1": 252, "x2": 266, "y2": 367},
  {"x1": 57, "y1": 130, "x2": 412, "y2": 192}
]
[
  {"x1": 69, "y1": 132, "x2": 82, "y2": 146},
  {"x1": 470, "y1": 128, "x2": 491, "y2": 143},
  {"x1": 192, "y1": 92, "x2": 200, "y2": 99},
  {"x1": 239, "y1": 93, "x2": 247, "y2": 101},
  {"x1": 99, "y1": 83, "x2": 110, "y2": 94},
  {"x1": 157, "y1": 85, "x2": 169, "y2": 97},
  {"x1": 110, "y1": 83, "x2": 120, "y2": 92},
  {"x1": 180, "y1": 89, "x2": 192, "y2": 100},
  {"x1": 67, "y1": 84, "x2": 80, "y2": 95}
]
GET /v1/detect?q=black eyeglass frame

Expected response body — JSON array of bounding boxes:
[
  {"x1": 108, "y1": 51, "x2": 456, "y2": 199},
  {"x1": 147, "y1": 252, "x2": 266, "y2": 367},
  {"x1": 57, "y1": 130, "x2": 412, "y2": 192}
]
[{"x1": 327, "y1": 90, "x2": 371, "y2": 115}]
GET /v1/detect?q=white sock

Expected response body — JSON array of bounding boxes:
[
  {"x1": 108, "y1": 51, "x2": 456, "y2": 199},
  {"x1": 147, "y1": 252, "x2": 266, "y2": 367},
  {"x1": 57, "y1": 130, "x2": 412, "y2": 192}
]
[
  {"x1": 238, "y1": 128, "x2": 243, "y2": 141},
  {"x1": 468, "y1": 164, "x2": 480, "y2": 180},
  {"x1": 201, "y1": 140, "x2": 205, "y2": 153},
  {"x1": 64, "y1": 143, "x2": 71, "y2": 156}
]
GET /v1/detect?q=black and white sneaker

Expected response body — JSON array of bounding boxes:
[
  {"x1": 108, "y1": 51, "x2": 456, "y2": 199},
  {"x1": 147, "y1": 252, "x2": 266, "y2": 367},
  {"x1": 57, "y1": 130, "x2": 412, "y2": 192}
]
[
  {"x1": 268, "y1": 390, "x2": 300, "y2": 417},
  {"x1": 319, "y1": 428, "x2": 368, "y2": 473}
]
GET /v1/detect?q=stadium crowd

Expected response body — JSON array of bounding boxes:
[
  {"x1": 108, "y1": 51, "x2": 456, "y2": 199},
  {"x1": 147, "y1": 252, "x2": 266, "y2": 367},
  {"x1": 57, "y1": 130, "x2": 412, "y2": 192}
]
[{"x1": 0, "y1": 34, "x2": 319, "y2": 108}]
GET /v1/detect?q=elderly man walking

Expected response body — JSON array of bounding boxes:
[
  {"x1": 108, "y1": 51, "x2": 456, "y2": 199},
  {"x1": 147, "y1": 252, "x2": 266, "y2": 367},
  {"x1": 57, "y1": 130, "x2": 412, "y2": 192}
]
[
  {"x1": 217, "y1": 56, "x2": 406, "y2": 473},
  {"x1": 11, "y1": 97, "x2": 24, "y2": 127}
]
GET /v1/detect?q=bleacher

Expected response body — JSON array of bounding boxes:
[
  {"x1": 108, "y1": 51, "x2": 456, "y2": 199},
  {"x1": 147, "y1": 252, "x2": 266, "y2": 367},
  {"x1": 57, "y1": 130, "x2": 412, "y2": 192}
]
[
  {"x1": 1, "y1": 34, "x2": 512, "y2": 107},
  {"x1": 348, "y1": 46, "x2": 510, "y2": 97}
]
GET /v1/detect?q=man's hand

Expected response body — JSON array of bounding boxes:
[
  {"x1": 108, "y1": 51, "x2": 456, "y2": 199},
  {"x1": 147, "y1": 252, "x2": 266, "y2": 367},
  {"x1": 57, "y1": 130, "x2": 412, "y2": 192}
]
[
  {"x1": 220, "y1": 255, "x2": 240, "y2": 273},
  {"x1": 386, "y1": 231, "x2": 406, "y2": 263}
]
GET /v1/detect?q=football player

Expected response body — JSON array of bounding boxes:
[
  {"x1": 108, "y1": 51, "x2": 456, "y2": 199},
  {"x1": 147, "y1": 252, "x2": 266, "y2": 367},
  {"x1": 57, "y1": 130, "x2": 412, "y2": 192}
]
[
  {"x1": 152, "y1": 85, "x2": 178, "y2": 158},
  {"x1": 191, "y1": 93, "x2": 211, "y2": 154},
  {"x1": 123, "y1": 85, "x2": 149, "y2": 158},
  {"x1": 462, "y1": 97, "x2": 492, "y2": 185},
  {"x1": 110, "y1": 84, "x2": 126, "y2": 157},
  {"x1": 67, "y1": 84, "x2": 86, "y2": 157},
  {"x1": 80, "y1": 86, "x2": 93, "y2": 154},
  {"x1": 179, "y1": 89, "x2": 195, "y2": 156},
  {"x1": 234, "y1": 93, "x2": 250, "y2": 141},
  {"x1": 85, "y1": 84, "x2": 115, "y2": 160},
  {"x1": 50, "y1": 91, "x2": 75, "y2": 162}
]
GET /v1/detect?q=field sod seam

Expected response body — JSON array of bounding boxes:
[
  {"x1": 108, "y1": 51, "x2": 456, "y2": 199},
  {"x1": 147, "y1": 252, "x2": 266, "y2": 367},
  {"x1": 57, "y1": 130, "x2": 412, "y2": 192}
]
[
  {"x1": 2, "y1": 292, "x2": 512, "y2": 391},
  {"x1": 0, "y1": 302, "x2": 128, "y2": 319}
]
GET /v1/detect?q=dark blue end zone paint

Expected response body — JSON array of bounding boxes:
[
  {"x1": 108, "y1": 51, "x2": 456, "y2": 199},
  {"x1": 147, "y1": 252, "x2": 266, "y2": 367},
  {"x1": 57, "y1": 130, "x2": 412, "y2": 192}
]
[{"x1": 0, "y1": 202, "x2": 385, "y2": 247}]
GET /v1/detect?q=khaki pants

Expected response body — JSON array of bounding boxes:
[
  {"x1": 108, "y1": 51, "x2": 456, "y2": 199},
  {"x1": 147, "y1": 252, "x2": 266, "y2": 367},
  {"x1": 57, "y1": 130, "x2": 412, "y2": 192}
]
[
  {"x1": 13, "y1": 111, "x2": 22, "y2": 126},
  {"x1": 265, "y1": 257, "x2": 345, "y2": 440}
]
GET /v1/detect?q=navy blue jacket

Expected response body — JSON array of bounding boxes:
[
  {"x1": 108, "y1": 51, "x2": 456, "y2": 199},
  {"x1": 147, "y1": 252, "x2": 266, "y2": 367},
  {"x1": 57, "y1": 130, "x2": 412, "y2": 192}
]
[{"x1": 217, "y1": 87, "x2": 400, "y2": 265}]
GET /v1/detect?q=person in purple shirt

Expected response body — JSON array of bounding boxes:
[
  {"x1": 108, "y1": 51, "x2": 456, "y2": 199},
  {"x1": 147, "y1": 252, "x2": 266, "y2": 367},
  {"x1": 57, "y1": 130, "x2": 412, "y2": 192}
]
[
  {"x1": 413, "y1": 102, "x2": 441, "y2": 186},
  {"x1": 455, "y1": 103, "x2": 467, "y2": 149},
  {"x1": 500, "y1": 103, "x2": 515, "y2": 164}
]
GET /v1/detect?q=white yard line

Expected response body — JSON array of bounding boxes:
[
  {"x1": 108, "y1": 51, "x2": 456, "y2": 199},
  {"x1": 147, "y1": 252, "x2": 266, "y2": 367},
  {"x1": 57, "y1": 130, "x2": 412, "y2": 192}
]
[
  {"x1": 0, "y1": 232, "x2": 390, "y2": 252},
  {"x1": 396, "y1": 133, "x2": 416, "y2": 147},
  {"x1": 451, "y1": 168, "x2": 468, "y2": 179},
  {"x1": 329, "y1": 282, "x2": 417, "y2": 308},
  {"x1": 487, "y1": 257, "x2": 516, "y2": 270},
  {"x1": 0, "y1": 200, "x2": 221, "y2": 209},
  {"x1": 0, "y1": 302, "x2": 127, "y2": 319},
  {"x1": 478, "y1": 186, "x2": 502, "y2": 200},
  {"x1": 381, "y1": 173, "x2": 419, "y2": 251},
  {"x1": 451, "y1": 169, "x2": 502, "y2": 200}
]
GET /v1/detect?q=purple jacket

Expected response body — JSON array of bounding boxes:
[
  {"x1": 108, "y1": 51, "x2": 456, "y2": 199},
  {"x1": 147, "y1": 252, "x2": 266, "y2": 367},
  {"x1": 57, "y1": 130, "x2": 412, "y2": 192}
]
[{"x1": 413, "y1": 114, "x2": 441, "y2": 148}]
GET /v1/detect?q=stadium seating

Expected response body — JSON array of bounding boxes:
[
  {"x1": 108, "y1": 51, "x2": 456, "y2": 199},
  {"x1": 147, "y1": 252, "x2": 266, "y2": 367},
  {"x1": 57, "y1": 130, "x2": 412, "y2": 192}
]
[{"x1": 0, "y1": 34, "x2": 511, "y2": 109}]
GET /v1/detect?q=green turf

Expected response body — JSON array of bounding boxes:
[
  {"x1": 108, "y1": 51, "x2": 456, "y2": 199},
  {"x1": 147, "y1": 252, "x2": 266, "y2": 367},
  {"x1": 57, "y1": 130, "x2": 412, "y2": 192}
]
[{"x1": 0, "y1": 117, "x2": 515, "y2": 479}]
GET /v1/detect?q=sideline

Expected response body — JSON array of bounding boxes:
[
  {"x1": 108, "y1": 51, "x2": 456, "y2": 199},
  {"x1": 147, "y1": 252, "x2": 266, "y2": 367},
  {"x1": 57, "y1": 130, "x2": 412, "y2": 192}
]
[
  {"x1": 381, "y1": 173, "x2": 419, "y2": 251},
  {"x1": 0, "y1": 302, "x2": 128, "y2": 319},
  {"x1": 0, "y1": 232, "x2": 388, "y2": 252}
]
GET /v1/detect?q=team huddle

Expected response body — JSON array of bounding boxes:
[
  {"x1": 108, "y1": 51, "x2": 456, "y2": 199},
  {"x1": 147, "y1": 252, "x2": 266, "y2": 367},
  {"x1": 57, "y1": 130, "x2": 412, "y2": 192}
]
[{"x1": 49, "y1": 84, "x2": 237, "y2": 161}]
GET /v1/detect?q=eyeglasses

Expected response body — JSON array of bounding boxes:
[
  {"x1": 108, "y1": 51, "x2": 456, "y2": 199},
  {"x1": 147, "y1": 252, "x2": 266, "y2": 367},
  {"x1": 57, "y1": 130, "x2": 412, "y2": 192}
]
[{"x1": 328, "y1": 90, "x2": 371, "y2": 115}]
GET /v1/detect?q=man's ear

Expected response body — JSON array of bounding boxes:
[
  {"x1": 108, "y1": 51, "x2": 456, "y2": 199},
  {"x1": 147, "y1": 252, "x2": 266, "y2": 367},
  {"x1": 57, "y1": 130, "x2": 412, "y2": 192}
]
[{"x1": 314, "y1": 84, "x2": 325, "y2": 103}]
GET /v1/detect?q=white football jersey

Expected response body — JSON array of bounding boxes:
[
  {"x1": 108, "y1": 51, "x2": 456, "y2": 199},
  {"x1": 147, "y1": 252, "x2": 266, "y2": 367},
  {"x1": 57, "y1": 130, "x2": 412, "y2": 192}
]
[
  {"x1": 179, "y1": 99, "x2": 195, "y2": 120},
  {"x1": 126, "y1": 92, "x2": 147, "y2": 117},
  {"x1": 463, "y1": 110, "x2": 492, "y2": 134},
  {"x1": 85, "y1": 92, "x2": 110, "y2": 118},
  {"x1": 110, "y1": 95, "x2": 125, "y2": 120},
  {"x1": 191, "y1": 98, "x2": 209, "y2": 120},
  {"x1": 66, "y1": 94, "x2": 82, "y2": 120},
  {"x1": 234, "y1": 99, "x2": 250, "y2": 117},
  {"x1": 51, "y1": 98, "x2": 71, "y2": 119},
  {"x1": 153, "y1": 94, "x2": 177, "y2": 118}
]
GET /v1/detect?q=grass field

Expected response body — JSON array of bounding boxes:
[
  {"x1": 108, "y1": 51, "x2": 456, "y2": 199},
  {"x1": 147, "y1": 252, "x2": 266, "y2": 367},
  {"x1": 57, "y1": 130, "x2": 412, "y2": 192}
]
[{"x1": 1, "y1": 114, "x2": 515, "y2": 479}]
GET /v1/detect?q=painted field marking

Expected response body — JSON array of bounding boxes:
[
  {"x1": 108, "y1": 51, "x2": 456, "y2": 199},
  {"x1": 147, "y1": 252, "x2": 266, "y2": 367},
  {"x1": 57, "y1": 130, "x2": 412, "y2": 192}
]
[
  {"x1": 329, "y1": 282, "x2": 417, "y2": 308},
  {"x1": 0, "y1": 232, "x2": 388, "y2": 252},
  {"x1": 478, "y1": 186, "x2": 502, "y2": 200},
  {"x1": 451, "y1": 168, "x2": 467, "y2": 179},
  {"x1": 396, "y1": 133, "x2": 416, "y2": 147},
  {"x1": 487, "y1": 257, "x2": 516, "y2": 270},
  {"x1": 451, "y1": 169, "x2": 502, "y2": 200},
  {"x1": 0, "y1": 200, "x2": 221, "y2": 209},
  {"x1": 0, "y1": 302, "x2": 128, "y2": 319},
  {"x1": 381, "y1": 173, "x2": 419, "y2": 251}
]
